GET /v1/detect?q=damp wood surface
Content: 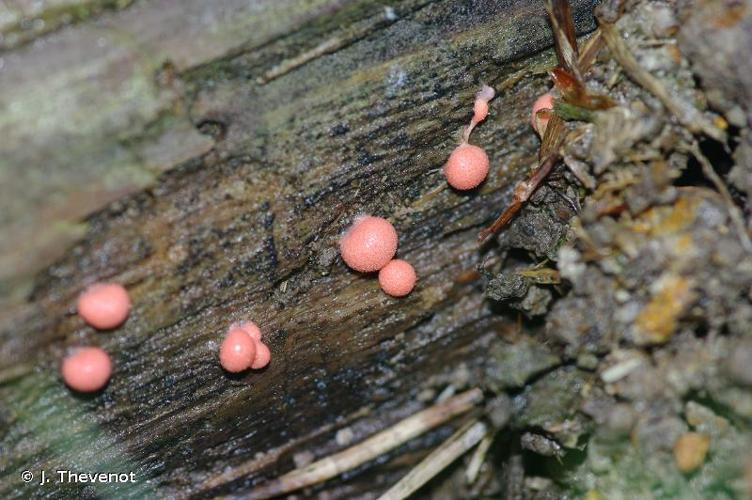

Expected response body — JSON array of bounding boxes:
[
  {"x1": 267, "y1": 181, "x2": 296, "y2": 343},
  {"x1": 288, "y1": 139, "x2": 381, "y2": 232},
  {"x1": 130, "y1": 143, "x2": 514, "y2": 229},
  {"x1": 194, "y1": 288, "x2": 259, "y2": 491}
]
[{"x1": 0, "y1": 0, "x2": 598, "y2": 497}]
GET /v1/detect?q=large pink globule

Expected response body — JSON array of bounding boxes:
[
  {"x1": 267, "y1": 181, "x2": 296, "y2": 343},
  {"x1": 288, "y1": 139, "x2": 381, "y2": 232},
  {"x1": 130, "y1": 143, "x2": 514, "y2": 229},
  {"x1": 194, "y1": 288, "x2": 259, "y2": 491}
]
[
  {"x1": 444, "y1": 144, "x2": 489, "y2": 190},
  {"x1": 219, "y1": 328, "x2": 257, "y2": 373},
  {"x1": 339, "y1": 216, "x2": 398, "y2": 272},
  {"x1": 76, "y1": 282, "x2": 131, "y2": 330}
]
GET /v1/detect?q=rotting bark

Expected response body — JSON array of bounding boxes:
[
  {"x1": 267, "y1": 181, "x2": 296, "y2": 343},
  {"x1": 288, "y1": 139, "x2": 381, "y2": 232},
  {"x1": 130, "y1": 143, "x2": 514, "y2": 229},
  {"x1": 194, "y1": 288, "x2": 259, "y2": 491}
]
[{"x1": 0, "y1": 0, "x2": 600, "y2": 498}]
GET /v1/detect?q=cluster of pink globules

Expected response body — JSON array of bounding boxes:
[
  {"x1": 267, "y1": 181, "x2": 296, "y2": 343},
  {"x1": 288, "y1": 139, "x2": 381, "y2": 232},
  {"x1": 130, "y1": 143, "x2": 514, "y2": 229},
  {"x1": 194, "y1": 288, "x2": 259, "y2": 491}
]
[
  {"x1": 219, "y1": 321, "x2": 271, "y2": 373},
  {"x1": 339, "y1": 216, "x2": 417, "y2": 297},
  {"x1": 61, "y1": 282, "x2": 131, "y2": 392},
  {"x1": 64, "y1": 281, "x2": 273, "y2": 391}
]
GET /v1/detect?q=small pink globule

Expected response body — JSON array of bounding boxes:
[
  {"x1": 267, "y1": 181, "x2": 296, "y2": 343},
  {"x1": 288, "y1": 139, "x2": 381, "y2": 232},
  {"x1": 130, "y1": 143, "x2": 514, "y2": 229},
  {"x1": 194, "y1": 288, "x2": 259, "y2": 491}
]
[
  {"x1": 339, "y1": 216, "x2": 398, "y2": 272},
  {"x1": 219, "y1": 328, "x2": 257, "y2": 373},
  {"x1": 251, "y1": 341, "x2": 271, "y2": 369},
  {"x1": 235, "y1": 320, "x2": 271, "y2": 369},
  {"x1": 76, "y1": 282, "x2": 131, "y2": 330},
  {"x1": 61, "y1": 346, "x2": 112, "y2": 392},
  {"x1": 237, "y1": 321, "x2": 262, "y2": 342},
  {"x1": 473, "y1": 99, "x2": 489, "y2": 123},
  {"x1": 531, "y1": 93, "x2": 554, "y2": 135},
  {"x1": 443, "y1": 144, "x2": 489, "y2": 190},
  {"x1": 378, "y1": 259, "x2": 417, "y2": 297}
]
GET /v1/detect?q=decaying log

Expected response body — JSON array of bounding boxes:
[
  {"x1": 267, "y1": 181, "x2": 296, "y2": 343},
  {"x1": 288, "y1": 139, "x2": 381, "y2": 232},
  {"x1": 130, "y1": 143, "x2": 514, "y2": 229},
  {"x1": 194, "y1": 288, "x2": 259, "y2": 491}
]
[{"x1": 0, "y1": 0, "x2": 598, "y2": 497}]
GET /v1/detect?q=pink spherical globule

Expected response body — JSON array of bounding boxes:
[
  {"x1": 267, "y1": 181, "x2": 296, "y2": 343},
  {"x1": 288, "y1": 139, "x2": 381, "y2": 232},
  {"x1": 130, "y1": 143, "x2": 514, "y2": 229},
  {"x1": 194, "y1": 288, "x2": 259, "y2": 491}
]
[
  {"x1": 251, "y1": 341, "x2": 271, "y2": 369},
  {"x1": 61, "y1": 346, "x2": 112, "y2": 392},
  {"x1": 76, "y1": 282, "x2": 131, "y2": 330},
  {"x1": 237, "y1": 321, "x2": 262, "y2": 342},
  {"x1": 443, "y1": 143, "x2": 490, "y2": 190},
  {"x1": 339, "y1": 216, "x2": 398, "y2": 272},
  {"x1": 531, "y1": 93, "x2": 555, "y2": 135},
  {"x1": 378, "y1": 259, "x2": 417, "y2": 297},
  {"x1": 219, "y1": 328, "x2": 257, "y2": 373}
]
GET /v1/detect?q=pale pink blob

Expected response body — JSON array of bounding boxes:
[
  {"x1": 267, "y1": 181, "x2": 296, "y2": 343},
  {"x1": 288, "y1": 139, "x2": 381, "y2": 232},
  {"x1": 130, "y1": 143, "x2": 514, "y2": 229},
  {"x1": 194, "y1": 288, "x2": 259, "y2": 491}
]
[
  {"x1": 466, "y1": 85, "x2": 495, "y2": 137},
  {"x1": 531, "y1": 93, "x2": 554, "y2": 135},
  {"x1": 236, "y1": 321, "x2": 270, "y2": 369},
  {"x1": 473, "y1": 99, "x2": 489, "y2": 123},
  {"x1": 220, "y1": 328, "x2": 257, "y2": 373},
  {"x1": 443, "y1": 144, "x2": 489, "y2": 190},
  {"x1": 476, "y1": 84, "x2": 496, "y2": 102},
  {"x1": 237, "y1": 321, "x2": 262, "y2": 341},
  {"x1": 339, "y1": 216, "x2": 398, "y2": 272},
  {"x1": 378, "y1": 259, "x2": 417, "y2": 297},
  {"x1": 62, "y1": 346, "x2": 112, "y2": 392},
  {"x1": 76, "y1": 282, "x2": 131, "y2": 330},
  {"x1": 251, "y1": 341, "x2": 271, "y2": 369}
]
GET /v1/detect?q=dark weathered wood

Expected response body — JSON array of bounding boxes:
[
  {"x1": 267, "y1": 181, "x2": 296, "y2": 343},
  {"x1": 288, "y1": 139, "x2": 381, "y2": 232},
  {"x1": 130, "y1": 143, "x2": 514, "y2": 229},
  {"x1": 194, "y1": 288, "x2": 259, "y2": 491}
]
[{"x1": 0, "y1": 0, "x2": 598, "y2": 497}]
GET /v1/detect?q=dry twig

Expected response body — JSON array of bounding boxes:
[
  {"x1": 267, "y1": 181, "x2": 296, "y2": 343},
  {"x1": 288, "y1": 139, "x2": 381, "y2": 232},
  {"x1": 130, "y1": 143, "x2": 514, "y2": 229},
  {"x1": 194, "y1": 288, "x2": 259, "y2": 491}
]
[
  {"x1": 465, "y1": 431, "x2": 494, "y2": 484},
  {"x1": 245, "y1": 388, "x2": 483, "y2": 499},
  {"x1": 479, "y1": 0, "x2": 605, "y2": 242},
  {"x1": 378, "y1": 420, "x2": 489, "y2": 500}
]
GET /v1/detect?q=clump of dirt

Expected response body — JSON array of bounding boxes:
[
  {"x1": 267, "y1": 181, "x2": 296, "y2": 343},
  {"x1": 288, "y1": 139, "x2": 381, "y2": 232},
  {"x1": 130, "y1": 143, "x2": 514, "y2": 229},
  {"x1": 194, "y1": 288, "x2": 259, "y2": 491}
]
[{"x1": 478, "y1": 0, "x2": 752, "y2": 497}]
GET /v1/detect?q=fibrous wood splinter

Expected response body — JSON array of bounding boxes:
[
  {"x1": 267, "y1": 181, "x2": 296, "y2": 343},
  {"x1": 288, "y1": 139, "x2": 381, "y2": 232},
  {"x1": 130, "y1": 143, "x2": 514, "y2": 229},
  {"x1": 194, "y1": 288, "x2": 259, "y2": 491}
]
[
  {"x1": 379, "y1": 259, "x2": 417, "y2": 297},
  {"x1": 61, "y1": 346, "x2": 112, "y2": 392},
  {"x1": 76, "y1": 282, "x2": 131, "y2": 330},
  {"x1": 444, "y1": 85, "x2": 495, "y2": 190},
  {"x1": 340, "y1": 216, "x2": 398, "y2": 272}
]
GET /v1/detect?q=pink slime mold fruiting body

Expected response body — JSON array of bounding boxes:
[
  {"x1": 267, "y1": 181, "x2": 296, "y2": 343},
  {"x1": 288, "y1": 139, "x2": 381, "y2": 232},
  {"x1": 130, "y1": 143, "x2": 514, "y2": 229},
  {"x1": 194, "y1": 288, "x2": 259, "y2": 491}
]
[
  {"x1": 233, "y1": 321, "x2": 271, "y2": 369},
  {"x1": 219, "y1": 328, "x2": 257, "y2": 373},
  {"x1": 378, "y1": 259, "x2": 417, "y2": 297},
  {"x1": 237, "y1": 321, "x2": 262, "y2": 342},
  {"x1": 473, "y1": 99, "x2": 490, "y2": 123},
  {"x1": 463, "y1": 85, "x2": 496, "y2": 142},
  {"x1": 250, "y1": 341, "x2": 271, "y2": 369},
  {"x1": 444, "y1": 143, "x2": 490, "y2": 190},
  {"x1": 339, "y1": 216, "x2": 398, "y2": 272},
  {"x1": 62, "y1": 346, "x2": 112, "y2": 392},
  {"x1": 76, "y1": 282, "x2": 131, "y2": 330}
]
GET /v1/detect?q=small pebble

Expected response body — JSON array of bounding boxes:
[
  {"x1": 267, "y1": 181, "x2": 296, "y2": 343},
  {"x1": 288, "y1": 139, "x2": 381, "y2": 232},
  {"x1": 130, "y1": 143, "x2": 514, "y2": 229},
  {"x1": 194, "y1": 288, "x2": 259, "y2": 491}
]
[
  {"x1": 378, "y1": 259, "x2": 417, "y2": 297},
  {"x1": 62, "y1": 347, "x2": 112, "y2": 392},
  {"x1": 673, "y1": 432, "x2": 710, "y2": 473},
  {"x1": 76, "y1": 282, "x2": 131, "y2": 330}
]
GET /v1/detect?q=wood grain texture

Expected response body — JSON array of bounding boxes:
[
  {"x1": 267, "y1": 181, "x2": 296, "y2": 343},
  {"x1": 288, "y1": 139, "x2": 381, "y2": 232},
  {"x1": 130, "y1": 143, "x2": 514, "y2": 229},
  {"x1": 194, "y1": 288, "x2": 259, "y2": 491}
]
[{"x1": 0, "y1": 0, "x2": 597, "y2": 497}]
